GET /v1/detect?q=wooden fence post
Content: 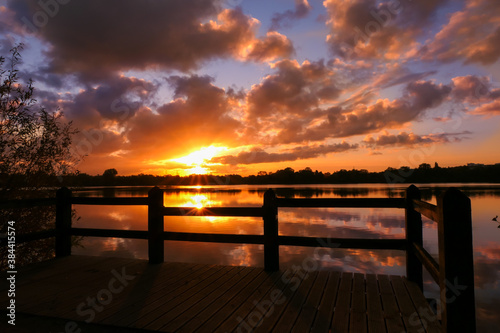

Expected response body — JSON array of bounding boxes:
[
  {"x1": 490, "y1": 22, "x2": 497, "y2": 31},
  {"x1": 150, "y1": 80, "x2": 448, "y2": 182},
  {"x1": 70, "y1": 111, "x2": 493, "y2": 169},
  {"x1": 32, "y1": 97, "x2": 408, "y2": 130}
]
[
  {"x1": 148, "y1": 186, "x2": 164, "y2": 264},
  {"x1": 437, "y1": 188, "x2": 476, "y2": 333},
  {"x1": 263, "y1": 189, "x2": 279, "y2": 271},
  {"x1": 405, "y1": 184, "x2": 423, "y2": 291},
  {"x1": 56, "y1": 187, "x2": 72, "y2": 257}
]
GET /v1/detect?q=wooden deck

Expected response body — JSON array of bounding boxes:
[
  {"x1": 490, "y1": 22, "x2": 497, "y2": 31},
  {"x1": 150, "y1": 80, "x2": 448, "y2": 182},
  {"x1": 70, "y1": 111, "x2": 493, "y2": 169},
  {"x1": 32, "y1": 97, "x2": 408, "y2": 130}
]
[{"x1": 1, "y1": 255, "x2": 441, "y2": 332}]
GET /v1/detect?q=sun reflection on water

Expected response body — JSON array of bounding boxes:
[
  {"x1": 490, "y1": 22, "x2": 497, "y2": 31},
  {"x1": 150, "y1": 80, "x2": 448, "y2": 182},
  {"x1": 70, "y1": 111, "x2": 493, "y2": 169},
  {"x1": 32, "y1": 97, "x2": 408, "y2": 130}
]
[{"x1": 191, "y1": 194, "x2": 208, "y2": 209}]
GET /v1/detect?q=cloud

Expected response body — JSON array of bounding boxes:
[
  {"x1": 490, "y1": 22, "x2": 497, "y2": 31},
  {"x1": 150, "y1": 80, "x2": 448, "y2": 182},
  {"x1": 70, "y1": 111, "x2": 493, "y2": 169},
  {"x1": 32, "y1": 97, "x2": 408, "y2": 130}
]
[
  {"x1": 405, "y1": 80, "x2": 452, "y2": 111},
  {"x1": 61, "y1": 75, "x2": 158, "y2": 128},
  {"x1": 471, "y1": 100, "x2": 500, "y2": 116},
  {"x1": 7, "y1": 0, "x2": 293, "y2": 82},
  {"x1": 421, "y1": 0, "x2": 500, "y2": 65},
  {"x1": 448, "y1": 75, "x2": 500, "y2": 115},
  {"x1": 212, "y1": 142, "x2": 358, "y2": 165},
  {"x1": 245, "y1": 31, "x2": 295, "y2": 62},
  {"x1": 247, "y1": 59, "x2": 341, "y2": 120},
  {"x1": 298, "y1": 80, "x2": 452, "y2": 141},
  {"x1": 242, "y1": 59, "x2": 343, "y2": 145},
  {"x1": 125, "y1": 74, "x2": 242, "y2": 160},
  {"x1": 451, "y1": 75, "x2": 492, "y2": 103},
  {"x1": 363, "y1": 131, "x2": 472, "y2": 148},
  {"x1": 380, "y1": 71, "x2": 437, "y2": 89},
  {"x1": 270, "y1": 0, "x2": 312, "y2": 30},
  {"x1": 323, "y1": 0, "x2": 449, "y2": 60}
]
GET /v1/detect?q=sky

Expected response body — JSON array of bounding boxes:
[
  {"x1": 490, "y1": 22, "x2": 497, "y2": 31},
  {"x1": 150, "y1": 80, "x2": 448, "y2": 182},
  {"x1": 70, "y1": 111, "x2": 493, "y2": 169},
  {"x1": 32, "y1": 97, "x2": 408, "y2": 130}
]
[{"x1": 1, "y1": 0, "x2": 499, "y2": 176}]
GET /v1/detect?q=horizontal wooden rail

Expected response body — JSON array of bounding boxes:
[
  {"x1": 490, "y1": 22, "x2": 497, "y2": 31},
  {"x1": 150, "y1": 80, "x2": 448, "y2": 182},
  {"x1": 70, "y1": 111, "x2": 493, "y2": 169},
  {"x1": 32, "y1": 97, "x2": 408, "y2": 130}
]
[
  {"x1": 70, "y1": 228, "x2": 149, "y2": 239},
  {"x1": 0, "y1": 198, "x2": 57, "y2": 209},
  {"x1": 411, "y1": 242, "x2": 440, "y2": 284},
  {"x1": 0, "y1": 229, "x2": 57, "y2": 245},
  {"x1": 71, "y1": 197, "x2": 149, "y2": 205},
  {"x1": 279, "y1": 236, "x2": 407, "y2": 250},
  {"x1": 163, "y1": 232, "x2": 264, "y2": 244},
  {"x1": 162, "y1": 206, "x2": 264, "y2": 217},
  {"x1": 276, "y1": 197, "x2": 406, "y2": 208},
  {"x1": 412, "y1": 199, "x2": 439, "y2": 222}
]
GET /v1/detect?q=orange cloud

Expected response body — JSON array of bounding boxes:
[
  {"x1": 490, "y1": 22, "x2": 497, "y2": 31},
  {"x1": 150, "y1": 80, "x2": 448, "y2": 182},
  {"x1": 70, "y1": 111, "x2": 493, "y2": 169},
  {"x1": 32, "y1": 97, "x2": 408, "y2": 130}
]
[
  {"x1": 244, "y1": 31, "x2": 295, "y2": 62},
  {"x1": 472, "y1": 100, "x2": 500, "y2": 116},
  {"x1": 323, "y1": 0, "x2": 448, "y2": 60},
  {"x1": 211, "y1": 142, "x2": 358, "y2": 165},
  {"x1": 421, "y1": 0, "x2": 500, "y2": 65}
]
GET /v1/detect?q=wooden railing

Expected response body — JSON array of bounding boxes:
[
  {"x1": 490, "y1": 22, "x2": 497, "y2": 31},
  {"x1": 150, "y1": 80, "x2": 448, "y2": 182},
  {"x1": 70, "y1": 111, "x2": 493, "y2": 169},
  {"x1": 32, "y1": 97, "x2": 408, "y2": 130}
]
[
  {"x1": 405, "y1": 185, "x2": 476, "y2": 333},
  {"x1": 0, "y1": 185, "x2": 476, "y2": 332}
]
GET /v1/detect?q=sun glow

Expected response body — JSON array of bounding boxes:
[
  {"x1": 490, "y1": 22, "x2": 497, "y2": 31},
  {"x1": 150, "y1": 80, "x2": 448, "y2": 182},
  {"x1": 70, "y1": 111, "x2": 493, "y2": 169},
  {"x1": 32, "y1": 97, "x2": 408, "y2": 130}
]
[
  {"x1": 191, "y1": 194, "x2": 208, "y2": 209},
  {"x1": 171, "y1": 145, "x2": 227, "y2": 175}
]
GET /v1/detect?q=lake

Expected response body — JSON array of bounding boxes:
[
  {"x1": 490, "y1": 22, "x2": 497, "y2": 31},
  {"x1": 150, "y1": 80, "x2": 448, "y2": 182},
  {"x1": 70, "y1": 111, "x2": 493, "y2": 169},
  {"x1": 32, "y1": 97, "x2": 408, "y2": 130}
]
[{"x1": 70, "y1": 183, "x2": 500, "y2": 332}]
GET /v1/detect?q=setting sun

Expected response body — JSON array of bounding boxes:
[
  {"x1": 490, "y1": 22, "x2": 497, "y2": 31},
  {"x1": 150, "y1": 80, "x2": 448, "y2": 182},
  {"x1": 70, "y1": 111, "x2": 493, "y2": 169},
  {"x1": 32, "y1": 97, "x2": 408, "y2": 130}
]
[{"x1": 171, "y1": 146, "x2": 227, "y2": 175}]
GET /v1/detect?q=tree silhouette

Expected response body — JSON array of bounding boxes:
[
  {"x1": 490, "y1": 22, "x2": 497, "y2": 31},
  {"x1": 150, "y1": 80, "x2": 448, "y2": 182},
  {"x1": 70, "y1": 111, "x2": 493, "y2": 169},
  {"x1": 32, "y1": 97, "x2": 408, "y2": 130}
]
[
  {"x1": 0, "y1": 45, "x2": 78, "y2": 198},
  {"x1": 103, "y1": 168, "x2": 118, "y2": 177},
  {"x1": 0, "y1": 45, "x2": 79, "y2": 270}
]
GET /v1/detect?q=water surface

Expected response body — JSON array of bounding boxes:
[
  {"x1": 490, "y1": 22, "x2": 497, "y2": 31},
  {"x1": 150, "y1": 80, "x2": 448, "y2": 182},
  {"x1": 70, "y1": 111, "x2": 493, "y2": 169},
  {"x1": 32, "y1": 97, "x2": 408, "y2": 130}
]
[{"x1": 71, "y1": 183, "x2": 500, "y2": 332}]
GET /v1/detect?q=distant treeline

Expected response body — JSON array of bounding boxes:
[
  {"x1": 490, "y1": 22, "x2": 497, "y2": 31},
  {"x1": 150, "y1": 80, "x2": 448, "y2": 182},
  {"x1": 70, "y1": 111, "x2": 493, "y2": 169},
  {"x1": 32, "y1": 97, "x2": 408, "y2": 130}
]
[{"x1": 10, "y1": 162, "x2": 498, "y2": 187}]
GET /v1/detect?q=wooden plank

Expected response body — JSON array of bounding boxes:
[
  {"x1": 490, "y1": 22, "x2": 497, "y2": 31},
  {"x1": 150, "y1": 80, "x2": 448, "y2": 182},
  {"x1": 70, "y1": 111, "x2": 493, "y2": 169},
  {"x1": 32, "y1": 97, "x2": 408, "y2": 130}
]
[
  {"x1": 403, "y1": 278, "x2": 442, "y2": 333},
  {"x1": 279, "y1": 236, "x2": 406, "y2": 250},
  {"x1": 378, "y1": 274, "x2": 405, "y2": 333},
  {"x1": 163, "y1": 206, "x2": 264, "y2": 217},
  {"x1": 365, "y1": 274, "x2": 386, "y2": 333},
  {"x1": 142, "y1": 267, "x2": 243, "y2": 330},
  {"x1": 331, "y1": 272, "x2": 353, "y2": 333},
  {"x1": 263, "y1": 189, "x2": 279, "y2": 271},
  {"x1": 215, "y1": 270, "x2": 288, "y2": 333},
  {"x1": 272, "y1": 271, "x2": 319, "y2": 332},
  {"x1": 349, "y1": 273, "x2": 367, "y2": 333},
  {"x1": 51, "y1": 258, "x2": 154, "y2": 320},
  {"x1": 241, "y1": 268, "x2": 302, "y2": 332},
  {"x1": 310, "y1": 271, "x2": 341, "y2": 333},
  {"x1": 276, "y1": 197, "x2": 406, "y2": 208},
  {"x1": 55, "y1": 187, "x2": 72, "y2": 257},
  {"x1": 0, "y1": 197, "x2": 56, "y2": 209},
  {"x1": 148, "y1": 186, "x2": 164, "y2": 264},
  {"x1": 99, "y1": 263, "x2": 216, "y2": 325},
  {"x1": 22, "y1": 257, "x2": 146, "y2": 316},
  {"x1": 12, "y1": 229, "x2": 56, "y2": 244},
  {"x1": 291, "y1": 270, "x2": 329, "y2": 333},
  {"x1": 166, "y1": 267, "x2": 262, "y2": 332},
  {"x1": 92, "y1": 261, "x2": 204, "y2": 321},
  {"x1": 164, "y1": 231, "x2": 264, "y2": 245},
  {"x1": 390, "y1": 275, "x2": 424, "y2": 333},
  {"x1": 57, "y1": 261, "x2": 201, "y2": 321},
  {"x1": 13, "y1": 256, "x2": 123, "y2": 291},
  {"x1": 71, "y1": 197, "x2": 148, "y2": 205},
  {"x1": 0, "y1": 256, "x2": 75, "y2": 291},
  {"x1": 177, "y1": 269, "x2": 271, "y2": 332},
  {"x1": 406, "y1": 185, "x2": 423, "y2": 291},
  {"x1": 103, "y1": 264, "x2": 228, "y2": 327},
  {"x1": 411, "y1": 242, "x2": 440, "y2": 284},
  {"x1": 412, "y1": 199, "x2": 438, "y2": 222},
  {"x1": 2, "y1": 256, "x2": 447, "y2": 333},
  {"x1": 437, "y1": 188, "x2": 476, "y2": 333}
]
